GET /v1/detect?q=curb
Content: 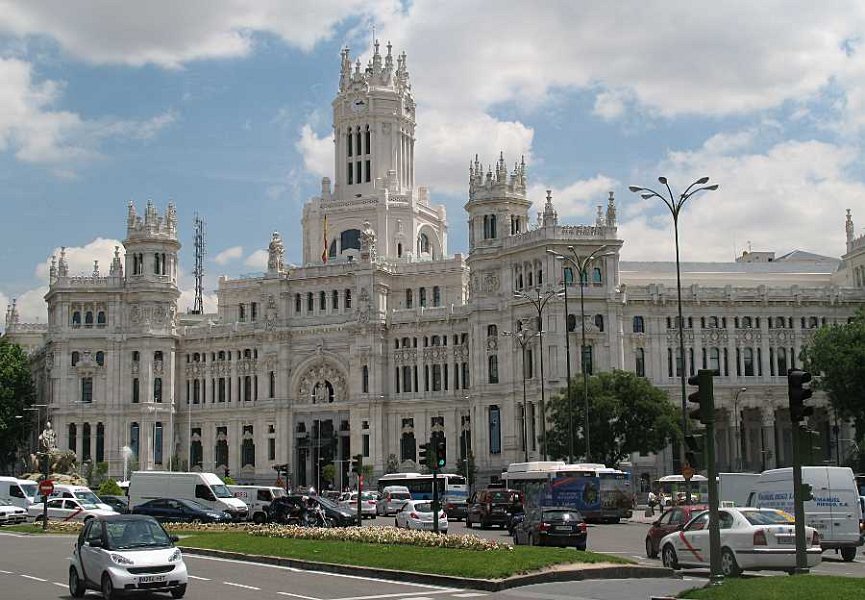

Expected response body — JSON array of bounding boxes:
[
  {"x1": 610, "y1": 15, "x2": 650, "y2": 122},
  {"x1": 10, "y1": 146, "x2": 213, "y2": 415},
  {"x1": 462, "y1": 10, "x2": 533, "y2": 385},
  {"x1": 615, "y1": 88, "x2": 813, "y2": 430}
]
[{"x1": 179, "y1": 546, "x2": 678, "y2": 591}]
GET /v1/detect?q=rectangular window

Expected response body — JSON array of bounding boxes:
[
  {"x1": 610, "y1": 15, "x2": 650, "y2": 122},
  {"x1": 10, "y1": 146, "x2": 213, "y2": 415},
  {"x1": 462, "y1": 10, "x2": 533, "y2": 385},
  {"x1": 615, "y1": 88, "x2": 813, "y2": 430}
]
[
  {"x1": 320, "y1": 291, "x2": 326, "y2": 310},
  {"x1": 239, "y1": 304, "x2": 246, "y2": 322},
  {"x1": 365, "y1": 159, "x2": 371, "y2": 183},
  {"x1": 364, "y1": 128, "x2": 371, "y2": 154},
  {"x1": 462, "y1": 362, "x2": 470, "y2": 388},
  {"x1": 488, "y1": 355, "x2": 499, "y2": 384},
  {"x1": 81, "y1": 377, "x2": 93, "y2": 403},
  {"x1": 269, "y1": 371, "x2": 275, "y2": 398},
  {"x1": 332, "y1": 290, "x2": 339, "y2": 310},
  {"x1": 489, "y1": 405, "x2": 501, "y2": 455},
  {"x1": 432, "y1": 364, "x2": 442, "y2": 391},
  {"x1": 153, "y1": 377, "x2": 163, "y2": 403},
  {"x1": 419, "y1": 287, "x2": 427, "y2": 307},
  {"x1": 635, "y1": 348, "x2": 645, "y2": 377},
  {"x1": 154, "y1": 422, "x2": 163, "y2": 465},
  {"x1": 268, "y1": 438, "x2": 276, "y2": 461},
  {"x1": 363, "y1": 434, "x2": 370, "y2": 457},
  {"x1": 307, "y1": 292, "x2": 314, "y2": 311},
  {"x1": 345, "y1": 289, "x2": 352, "y2": 309},
  {"x1": 347, "y1": 162, "x2": 353, "y2": 185},
  {"x1": 356, "y1": 160, "x2": 361, "y2": 183},
  {"x1": 251, "y1": 302, "x2": 258, "y2": 322},
  {"x1": 132, "y1": 378, "x2": 140, "y2": 404},
  {"x1": 355, "y1": 132, "x2": 361, "y2": 156},
  {"x1": 218, "y1": 378, "x2": 226, "y2": 403},
  {"x1": 395, "y1": 367, "x2": 401, "y2": 394}
]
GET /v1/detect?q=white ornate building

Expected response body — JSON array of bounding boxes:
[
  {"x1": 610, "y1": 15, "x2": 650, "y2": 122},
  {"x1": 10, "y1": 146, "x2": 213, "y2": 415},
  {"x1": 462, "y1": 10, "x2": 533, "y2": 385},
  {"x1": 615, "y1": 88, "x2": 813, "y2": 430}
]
[{"x1": 5, "y1": 43, "x2": 865, "y2": 493}]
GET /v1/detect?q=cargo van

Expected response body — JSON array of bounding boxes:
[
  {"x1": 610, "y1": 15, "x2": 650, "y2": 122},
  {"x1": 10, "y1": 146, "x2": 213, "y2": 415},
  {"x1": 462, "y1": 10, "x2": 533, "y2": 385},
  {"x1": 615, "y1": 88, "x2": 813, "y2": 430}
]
[
  {"x1": 228, "y1": 485, "x2": 287, "y2": 524},
  {"x1": 49, "y1": 484, "x2": 113, "y2": 512},
  {"x1": 747, "y1": 466, "x2": 864, "y2": 561},
  {"x1": 129, "y1": 471, "x2": 249, "y2": 521},
  {"x1": 0, "y1": 477, "x2": 38, "y2": 509}
]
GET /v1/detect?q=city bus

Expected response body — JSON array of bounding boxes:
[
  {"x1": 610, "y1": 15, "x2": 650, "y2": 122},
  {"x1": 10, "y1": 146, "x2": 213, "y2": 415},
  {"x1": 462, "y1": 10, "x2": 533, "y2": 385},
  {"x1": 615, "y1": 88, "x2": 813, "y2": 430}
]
[
  {"x1": 376, "y1": 473, "x2": 469, "y2": 505},
  {"x1": 502, "y1": 462, "x2": 635, "y2": 523},
  {"x1": 653, "y1": 474, "x2": 709, "y2": 506}
]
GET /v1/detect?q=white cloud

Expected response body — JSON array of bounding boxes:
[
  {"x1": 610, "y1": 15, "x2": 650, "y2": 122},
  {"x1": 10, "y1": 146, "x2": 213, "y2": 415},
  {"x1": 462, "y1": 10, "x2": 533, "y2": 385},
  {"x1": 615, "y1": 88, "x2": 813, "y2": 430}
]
[
  {"x1": 0, "y1": 57, "x2": 174, "y2": 170},
  {"x1": 617, "y1": 136, "x2": 865, "y2": 261},
  {"x1": 34, "y1": 238, "x2": 124, "y2": 279},
  {"x1": 177, "y1": 287, "x2": 218, "y2": 315},
  {"x1": 528, "y1": 175, "x2": 618, "y2": 221},
  {"x1": 295, "y1": 124, "x2": 332, "y2": 178},
  {"x1": 244, "y1": 250, "x2": 268, "y2": 270},
  {"x1": 0, "y1": 0, "x2": 372, "y2": 68},
  {"x1": 213, "y1": 245, "x2": 243, "y2": 265}
]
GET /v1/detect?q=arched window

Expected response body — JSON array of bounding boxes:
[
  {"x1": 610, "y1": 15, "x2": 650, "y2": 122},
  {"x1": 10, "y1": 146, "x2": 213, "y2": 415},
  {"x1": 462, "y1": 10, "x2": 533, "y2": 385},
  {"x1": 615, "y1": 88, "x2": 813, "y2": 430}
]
[
  {"x1": 633, "y1": 316, "x2": 645, "y2": 333},
  {"x1": 743, "y1": 348, "x2": 755, "y2": 376},
  {"x1": 68, "y1": 423, "x2": 77, "y2": 453},
  {"x1": 82, "y1": 423, "x2": 91, "y2": 461},
  {"x1": 563, "y1": 267, "x2": 574, "y2": 284},
  {"x1": 71, "y1": 351, "x2": 80, "y2": 366},
  {"x1": 154, "y1": 422, "x2": 163, "y2": 464},
  {"x1": 635, "y1": 348, "x2": 645, "y2": 377},
  {"x1": 97, "y1": 311, "x2": 106, "y2": 326},
  {"x1": 777, "y1": 347, "x2": 788, "y2": 374},
  {"x1": 362, "y1": 365, "x2": 369, "y2": 393},
  {"x1": 592, "y1": 267, "x2": 603, "y2": 286},
  {"x1": 85, "y1": 311, "x2": 94, "y2": 326},
  {"x1": 96, "y1": 423, "x2": 105, "y2": 462},
  {"x1": 418, "y1": 233, "x2": 430, "y2": 255},
  {"x1": 95, "y1": 351, "x2": 104, "y2": 366},
  {"x1": 243, "y1": 349, "x2": 252, "y2": 359},
  {"x1": 432, "y1": 335, "x2": 440, "y2": 347},
  {"x1": 295, "y1": 293, "x2": 301, "y2": 313},
  {"x1": 332, "y1": 290, "x2": 339, "y2": 310},
  {"x1": 708, "y1": 316, "x2": 719, "y2": 328},
  {"x1": 487, "y1": 324, "x2": 497, "y2": 337},
  {"x1": 594, "y1": 314, "x2": 604, "y2": 332},
  {"x1": 488, "y1": 214, "x2": 497, "y2": 239},
  {"x1": 242, "y1": 425, "x2": 255, "y2": 467},
  {"x1": 72, "y1": 311, "x2": 81, "y2": 327},
  {"x1": 488, "y1": 405, "x2": 501, "y2": 454},
  {"x1": 741, "y1": 316, "x2": 753, "y2": 328},
  {"x1": 402, "y1": 337, "x2": 410, "y2": 348},
  {"x1": 406, "y1": 289, "x2": 413, "y2": 308},
  {"x1": 154, "y1": 351, "x2": 163, "y2": 362},
  {"x1": 130, "y1": 422, "x2": 140, "y2": 457},
  {"x1": 397, "y1": 242, "x2": 403, "y2": 257},
  {"x1": 345, "y1": 289, "x2": 351, "y2": 308},
  {"x1": 433, "y1": 286, "x2": 441, "y2": 307},
  {"x1": 525, "y1": 349, "x2": 534, "y2": 379},
  {"x1": 709, "y1": 348, "x2": 721, "y2": 375},
  {"x1": 567, "y1": 314, "x2": 577, "y2": 332},
  {"x1": 340, "y1": 229, "x2": 361, "y2": 253},
  {"x1": 364, "y1": 124, "x2": 371, "y2": 155},
  {"x1": 419, "y1": 287, "x2": 427, "y2": 307},
  {"x1": 319, "y1": 291, "x2": 326, "y2": 310},
  {"x1": 154, "y1": 377, "x2": 163, "y2": 403},
  {"x1": 775, "y1": 317, "x2": 786, "y2": 329}
]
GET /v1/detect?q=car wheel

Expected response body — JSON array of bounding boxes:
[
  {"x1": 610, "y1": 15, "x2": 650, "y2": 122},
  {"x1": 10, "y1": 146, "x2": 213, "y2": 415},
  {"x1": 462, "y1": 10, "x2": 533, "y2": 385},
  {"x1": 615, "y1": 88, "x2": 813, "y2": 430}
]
[
  {"x1": 645, "y1": 537, "x2": 657, "y2": 558},
  {"x1": 841, "y1": 547, "x2": 857, "y2": 562},
  {"x1": 720, "y1": 548, "x2": 741, "y2": 577},
  {"x1": 465, "y1": 518, "x2": 472, "y2": 528},
  {"x1": 170, "y1": 583, "x2": 187, "y2": 599},
  {"x1": 661, "y1": 544, "x2": 679, "y2": 570},
  {"x1": 101, "y1": 572, "x2": 118, "y2": 600},
  {"x1": 575, "y1": 543, "x2": 587, "y2": 551},
  {"x1": 253, "y1": 512, "x2": 267, "y2": 525},
  {"x1": 68, "y1": 566, "x2": 85, "y2": 598}
]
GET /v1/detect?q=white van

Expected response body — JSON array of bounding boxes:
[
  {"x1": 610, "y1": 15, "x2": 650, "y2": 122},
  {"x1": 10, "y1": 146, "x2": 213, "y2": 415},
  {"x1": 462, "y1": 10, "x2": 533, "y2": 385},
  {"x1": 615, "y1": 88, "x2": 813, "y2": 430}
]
[
  {"x1": 129, "y1": 471, "x2": 249, "y2": 521},
  {"x1": 0, "y1": 477, "x2": 38, "y2": 510},
  {"x1": 747, "y1": 466, "x2": 864, "y2": 561},
  {"x1": 228, "y1": 485, "x2": 286, "y2": 524},
  {"x1": 49, "y1": 484, "x2": 114, "y2": 512}
]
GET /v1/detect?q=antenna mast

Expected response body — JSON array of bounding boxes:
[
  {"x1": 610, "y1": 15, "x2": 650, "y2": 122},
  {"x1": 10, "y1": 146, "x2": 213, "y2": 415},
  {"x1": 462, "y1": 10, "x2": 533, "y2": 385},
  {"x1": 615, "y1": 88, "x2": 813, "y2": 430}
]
[{"x1": 192, "y1": 213, "x2": 206, "y2": 314}]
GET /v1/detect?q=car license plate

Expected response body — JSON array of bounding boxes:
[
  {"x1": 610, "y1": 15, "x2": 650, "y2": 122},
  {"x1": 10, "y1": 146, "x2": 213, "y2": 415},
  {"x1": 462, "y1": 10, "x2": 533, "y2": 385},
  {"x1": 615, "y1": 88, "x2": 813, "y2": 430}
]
[
  {"x1": 555, "y1": 526, "x2": 573, "y2": 532},
  {"x1": 139, "y1": 575, "x2": 167, "y2": 584},
  {"x1": 421, "y1": 522, "x2": 433, "y2": 529}
]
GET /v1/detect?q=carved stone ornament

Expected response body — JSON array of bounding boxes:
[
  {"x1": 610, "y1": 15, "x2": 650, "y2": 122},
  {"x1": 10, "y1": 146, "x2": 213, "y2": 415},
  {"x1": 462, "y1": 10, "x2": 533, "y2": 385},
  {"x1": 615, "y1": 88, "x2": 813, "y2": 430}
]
[
  {"x1": 297, "y1": 362, "x2": 347, "y2": 404},
  {"x1": 481, "y1": 271, "x2": 500, "y2": 294},
  {"x1": 701, "y1": 329, "x2": 729, "y2": 345}
]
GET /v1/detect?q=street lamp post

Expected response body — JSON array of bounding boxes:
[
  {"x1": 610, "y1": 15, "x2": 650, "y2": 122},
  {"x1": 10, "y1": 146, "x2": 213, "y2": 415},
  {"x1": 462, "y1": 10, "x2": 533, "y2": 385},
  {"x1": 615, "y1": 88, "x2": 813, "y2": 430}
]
[
  {"x1": 503, "y1": 330, "x2": 539, "y2": 462},
  {"x1": 513, "y1": 287, "x2": 559, "y2": 460},
  {"x1": 548, "y1": 246, "x2": 614, "y2": 463},
  {"x1": 733, "y1": 387, "x2": 747, "y2": 470},
  {"x1": 628, "y1": 177, "x2": 719, "y2": 464}
]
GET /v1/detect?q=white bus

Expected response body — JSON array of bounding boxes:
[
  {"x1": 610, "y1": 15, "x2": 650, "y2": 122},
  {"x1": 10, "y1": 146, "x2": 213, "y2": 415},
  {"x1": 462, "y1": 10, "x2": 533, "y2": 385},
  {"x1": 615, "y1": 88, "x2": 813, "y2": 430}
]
[
  {"x1": 376, "y1": 473, "x2": 469, "y2": 506},
  {"x1": 502, "y1": 461, "x2": 635, "y2": 522},
  {"x1": 653, "y1": 474, "x2": 709, "y2": 506}
]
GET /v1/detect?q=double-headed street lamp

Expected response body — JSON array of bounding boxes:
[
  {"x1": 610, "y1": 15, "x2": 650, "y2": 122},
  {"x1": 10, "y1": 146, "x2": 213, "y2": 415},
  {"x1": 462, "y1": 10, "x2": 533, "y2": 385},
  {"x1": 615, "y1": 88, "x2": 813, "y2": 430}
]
[
  {"x1": 627, "y1": 177, "x2": 719, "y2": 458},
  {"x1": 502, "y1": 329, "x2": 540, "y2": 462},
  {"x1": 513, "y1": 287, "x2": 559, "y2": 460},
  {"x1": 547, "y1": 245, "x2": 616, "y2": 463}
]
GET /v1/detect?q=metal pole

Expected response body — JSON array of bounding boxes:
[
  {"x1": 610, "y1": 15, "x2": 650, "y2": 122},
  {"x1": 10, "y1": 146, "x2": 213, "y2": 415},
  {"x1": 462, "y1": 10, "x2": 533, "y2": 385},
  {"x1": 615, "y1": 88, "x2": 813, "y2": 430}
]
[
  {"x1": 563, "y1": 276, "x2": 573, "y2": 463},
  {"x1": 537, "y1": 290, "x2": 547, "y2": 461},
  {"x1": 791, "y1": 424, "x2": 809, "y2": 573},
  {"x1": 432, "y1": 466, "x2": 440, "y2": 534},
  {"x1": 705, "y1": 377, "x2": 722, "y2": 585},
  {"x1": 579, "y1": 266, "x2": 590, "y2": 462},
  {"x1": 522, "y1": 341, "x2": 529, "y2": 462},
  {"x1": 673, "y1": 214, "x2": 688, "y2": 460}
]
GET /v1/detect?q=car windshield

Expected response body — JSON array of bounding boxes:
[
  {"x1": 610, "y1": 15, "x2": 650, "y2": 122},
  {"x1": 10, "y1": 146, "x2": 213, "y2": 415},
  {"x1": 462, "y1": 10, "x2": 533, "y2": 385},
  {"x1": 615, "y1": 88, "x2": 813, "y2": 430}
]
[
  {"x1": 0, "y1": 495, "x2": 16, "y2": 505},
  {"x1": 210, "y1": 484, "x2": 233, "y2": 498},
  {"x1": 272, "y1": 488, "x2": 286, "y2": 498},
  {"x1": 361, "y1": 492, "x2": 377, "y2": 500},
  {"x1": 488, "y1": 491, "x2": 515, "y2": 502},
  {"x1": 413, "y1": 502, "x2": 433, "y2": 513},
  {"x1": 391, "y1": 492, "x2": 411, "y2": 500},
  {"x1": 106, "y1": 519, "x2": 172, "y2": 550},
  {"x1": 317, "y1": 497, "x2": 339, "y2": 510},
  {"x1": 80, "y1": 503, "x2": 100, "y2": 510},
  {"x1": 542, "y1": 510, "x2": 582, "y2": 521},
  {"x1": 76, "y1": 491, "x2": 102, "y2": 504},
  {"x1": 743, "y1": 510, "x2": 794, "y2": 525},
  {"x1": 178, "y1": 499, "x2": 211, "y2": 512},
  {"x1": 19, "y1": 483, "x2": 37, "y2": 499}
]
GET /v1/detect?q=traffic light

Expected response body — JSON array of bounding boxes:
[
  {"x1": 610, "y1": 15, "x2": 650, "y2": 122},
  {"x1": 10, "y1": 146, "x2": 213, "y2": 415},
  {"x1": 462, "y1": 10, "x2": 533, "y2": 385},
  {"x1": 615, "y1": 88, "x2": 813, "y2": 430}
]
[
  {"x1": 684, "y1": 433, "x2": 704, "y2": 471},
  {"x1": 351, "y1": 454, "x2": 363, "y2": 474},
  {"x1": 418, "y1": 443, "x2": 429, "y2": 468},
  {"x1": 435, "y1": 440, "x2": 446, "y2": 469},
  {"x1": 224, "y1": 468, "x2": 230, "y2": 479},
  {"x1": 687, "y1": 369, "x2": 715, "y2": 425},
  {"x1": 788, "y1": 369, "x2": 814, "y2": 422},
  {"x1": 800, "y1": 483, "x2": 814, "y2": 502}
]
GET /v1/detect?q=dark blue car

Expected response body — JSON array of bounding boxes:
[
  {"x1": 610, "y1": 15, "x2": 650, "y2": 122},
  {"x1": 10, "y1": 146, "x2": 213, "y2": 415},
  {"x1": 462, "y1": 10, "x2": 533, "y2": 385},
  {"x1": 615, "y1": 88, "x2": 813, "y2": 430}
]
[{"x1": 132, "y1": 498, "x2": 232, "y2": 523}]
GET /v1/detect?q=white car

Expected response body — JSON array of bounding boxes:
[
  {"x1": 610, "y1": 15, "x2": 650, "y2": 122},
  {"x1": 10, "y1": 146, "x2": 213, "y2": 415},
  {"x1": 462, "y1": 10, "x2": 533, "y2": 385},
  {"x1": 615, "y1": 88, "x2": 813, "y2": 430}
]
[
  {"x1": 69, "y1": 514, "x2": 188, "y2": 599},
  {"x1": 0, "y1": 495, "x2": 28, "y2": 524},
  {"x1": 394, "y1": 499, "x2": 448, "y2": 533},
  {"x1": 28, "y1": 497, "x2": 115, "y2": 522},
  {"x1": 339, "y1": 491, "x2": 378, "y2": 518},
  {"x1": 659, "y1": 507, "x2": 822, "y2": 576}
]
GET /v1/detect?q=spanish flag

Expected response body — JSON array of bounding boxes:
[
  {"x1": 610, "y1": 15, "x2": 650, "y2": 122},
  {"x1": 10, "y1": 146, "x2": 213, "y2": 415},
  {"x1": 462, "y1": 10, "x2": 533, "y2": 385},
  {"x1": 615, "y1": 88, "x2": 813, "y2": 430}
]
[{"x1": 321, "y1": 214, "x2": 328, "y2": 263}]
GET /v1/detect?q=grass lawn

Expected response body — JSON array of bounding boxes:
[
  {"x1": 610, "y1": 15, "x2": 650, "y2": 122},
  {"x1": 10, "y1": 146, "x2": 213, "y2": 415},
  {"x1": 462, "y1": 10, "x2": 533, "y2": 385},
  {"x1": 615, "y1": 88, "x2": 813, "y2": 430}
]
[
  {"x1": 180, "y1": 532, "x2": 632, "y2": 579},
  {"x1": 2, "y1": 524, "x2": 53, "y2": 534},
  {"x1": 679, "y1": 575, "x2": 865, "y2": 599}
]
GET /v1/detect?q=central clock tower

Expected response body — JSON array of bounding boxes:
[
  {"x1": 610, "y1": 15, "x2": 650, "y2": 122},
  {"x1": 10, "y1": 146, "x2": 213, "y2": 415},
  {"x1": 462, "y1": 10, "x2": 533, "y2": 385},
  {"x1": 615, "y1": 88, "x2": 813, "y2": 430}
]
[{"x1": 332, "y1": 40, "x2": 416, "y2": 198}]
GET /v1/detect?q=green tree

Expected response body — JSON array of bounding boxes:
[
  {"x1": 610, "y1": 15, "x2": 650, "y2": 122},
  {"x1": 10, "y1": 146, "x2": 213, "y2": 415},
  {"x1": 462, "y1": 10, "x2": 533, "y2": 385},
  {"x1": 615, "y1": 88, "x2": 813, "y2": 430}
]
[
  {"x1": 322, "y1": 463, "x2": 336, "y2": 486},
  {"x1": 0, "y1": 339, "x2": 36, "y2": 470},
  {"x1": 801, "y1": 309, "x2": 865, "y2": 436},
  {"x1": 98, "y1": 478, "x2": 124, "y2": 496},
  {"x1": 546, "y1": 370, "x2": 681, "y2": 466}
]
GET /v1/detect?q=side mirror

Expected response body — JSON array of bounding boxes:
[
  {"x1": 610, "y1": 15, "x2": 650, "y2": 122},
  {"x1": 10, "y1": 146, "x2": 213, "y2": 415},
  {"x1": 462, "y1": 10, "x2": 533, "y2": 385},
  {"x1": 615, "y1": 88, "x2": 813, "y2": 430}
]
[
  {"x1": 88, "y1": 539, "x2": 103, "y2": 548},
  {"x1": 651, "y1": 520, "x2": 660, "y2": 527},
  {"x1": 169, "y1": 535, "x2": 179, "y2": 543},
  {"x1": 676, "y1": 524, "x2": 685, "y2": 531}
]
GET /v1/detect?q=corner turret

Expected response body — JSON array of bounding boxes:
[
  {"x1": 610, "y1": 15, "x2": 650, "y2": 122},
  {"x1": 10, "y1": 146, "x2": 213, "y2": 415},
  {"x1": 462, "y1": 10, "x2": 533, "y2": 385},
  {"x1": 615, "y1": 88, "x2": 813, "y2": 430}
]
[{"x1": 465, "y1": 152, "x2": 530, "y2": 253}]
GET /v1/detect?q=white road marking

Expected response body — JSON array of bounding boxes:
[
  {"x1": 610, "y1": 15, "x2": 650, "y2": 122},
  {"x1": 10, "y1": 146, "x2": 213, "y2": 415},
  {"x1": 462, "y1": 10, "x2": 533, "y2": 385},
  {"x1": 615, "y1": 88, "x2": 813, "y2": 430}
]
[
  {"x1": 188, "y1": 575, "x2": 211, "y2": 581},
  {"x1": 0, "y1": 570, "x2": 12, "y2": 574},
  {"x1": 452, "y1": 594, "x2": 488, "y2": 598},
  {"x1": 20, "y1": 575, "x2": 47, "y2": 582},
  {"x1": 223, "y1": 581, "x2": 261, "y2": 590},
  {"x1": 53, "y1": 582, "x2": 66, "y2": 588},
  {"x1": 278, "y1": 592, "x2": 323, "y2": 600},
  {"x1": 335, "y1": 591, "x2": 456, "y2": 600}
]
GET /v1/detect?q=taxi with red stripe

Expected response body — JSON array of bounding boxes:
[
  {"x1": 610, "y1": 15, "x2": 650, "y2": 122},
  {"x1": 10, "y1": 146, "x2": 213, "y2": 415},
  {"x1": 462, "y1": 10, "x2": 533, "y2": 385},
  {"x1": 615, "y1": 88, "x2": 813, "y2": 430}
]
[
  {"x1": 659, "y1": 507, "x2": 822, "y2": 576},
  {"x1": 28, "y1": 497, "x2": 116, "y2": 522}
]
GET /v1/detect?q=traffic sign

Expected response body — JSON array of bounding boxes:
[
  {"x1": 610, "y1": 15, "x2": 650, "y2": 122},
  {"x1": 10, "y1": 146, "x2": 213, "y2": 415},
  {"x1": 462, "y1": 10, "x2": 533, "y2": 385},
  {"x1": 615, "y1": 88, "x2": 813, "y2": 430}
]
[
  {"x1": 38, "y1": 479, "x2": 54, "y2": 496},
  {"x1": 682, "y1": 465, "x2": 695, "y2": 481}
]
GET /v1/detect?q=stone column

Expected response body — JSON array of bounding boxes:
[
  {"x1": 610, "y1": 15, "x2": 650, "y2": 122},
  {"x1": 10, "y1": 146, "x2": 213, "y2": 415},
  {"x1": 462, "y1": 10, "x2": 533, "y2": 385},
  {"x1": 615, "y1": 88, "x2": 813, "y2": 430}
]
[{"x1": 761, "y1": 407, "x2": 777, "y2": 470}]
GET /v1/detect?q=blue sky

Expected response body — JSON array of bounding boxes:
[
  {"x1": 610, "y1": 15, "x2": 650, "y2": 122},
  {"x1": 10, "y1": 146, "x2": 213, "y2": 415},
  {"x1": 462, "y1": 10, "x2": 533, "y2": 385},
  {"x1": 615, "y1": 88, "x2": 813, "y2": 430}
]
[{"x1": 2, "y1": 1, "x2": 865, "y2": 323}]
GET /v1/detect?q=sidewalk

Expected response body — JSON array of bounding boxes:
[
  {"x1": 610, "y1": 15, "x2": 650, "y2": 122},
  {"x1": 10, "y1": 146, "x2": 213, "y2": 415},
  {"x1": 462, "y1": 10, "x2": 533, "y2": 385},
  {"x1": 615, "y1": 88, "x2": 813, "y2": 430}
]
[{"x1": 627, "y1": 505, "x2": 659, "y2": 525}]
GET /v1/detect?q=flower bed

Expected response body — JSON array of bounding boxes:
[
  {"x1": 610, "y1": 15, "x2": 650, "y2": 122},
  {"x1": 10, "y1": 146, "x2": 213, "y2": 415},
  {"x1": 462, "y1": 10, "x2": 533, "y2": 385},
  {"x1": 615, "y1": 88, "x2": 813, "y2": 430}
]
[{"x1": 41, "y1": 521, "x2": 510, "y2": 551}]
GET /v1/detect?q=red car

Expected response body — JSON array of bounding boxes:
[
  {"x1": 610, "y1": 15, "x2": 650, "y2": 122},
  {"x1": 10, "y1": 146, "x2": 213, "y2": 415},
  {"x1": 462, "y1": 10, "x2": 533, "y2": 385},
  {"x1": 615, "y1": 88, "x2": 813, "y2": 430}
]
[{"x1": 645, "y1": 504, "x2": 707, "y2": 558}]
